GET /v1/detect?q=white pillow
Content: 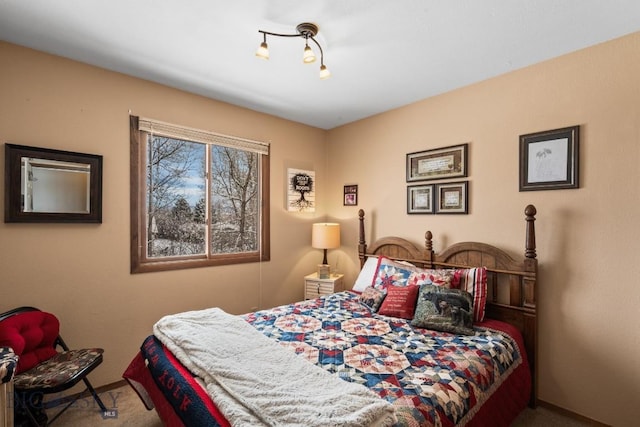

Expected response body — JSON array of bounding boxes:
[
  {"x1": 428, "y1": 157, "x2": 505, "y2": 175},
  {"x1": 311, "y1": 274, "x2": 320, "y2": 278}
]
[{"x1": 352, "y1": 257, "x2": 380, "y2": 292}]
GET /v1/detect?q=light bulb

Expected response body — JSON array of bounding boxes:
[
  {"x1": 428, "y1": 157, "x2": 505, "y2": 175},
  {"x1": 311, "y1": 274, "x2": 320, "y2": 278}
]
[
  {"x1": 303, "y1": 44, "x2": 316, "y2": 63},
  {"x1": 255, "y1": 42, "x2": 269, "y2": 60},
  {"x1": 319, "y1": 64, "x2": 331, "y2": 79}
]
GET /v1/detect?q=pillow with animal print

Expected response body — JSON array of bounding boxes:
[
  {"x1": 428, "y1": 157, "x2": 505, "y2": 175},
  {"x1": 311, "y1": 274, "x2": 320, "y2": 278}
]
[{"x1": 411, "y1": 284, "x2": 475, "y2": 335}]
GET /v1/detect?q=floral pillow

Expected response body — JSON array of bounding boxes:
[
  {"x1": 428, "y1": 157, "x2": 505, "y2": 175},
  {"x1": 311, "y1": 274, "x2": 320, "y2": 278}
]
[
  {"x1": 451, "y1": 267, "x2": 487, "y2": 322},
  {"x1": 411, "y1": 284, "x2": 475, "y2": 335},
  {"x1": 358, "y1": 286, "x2": 386, "y2": 312},
  {"x1": 372, "y1": 257, "x2": 418, "y2": 290},
  {"x1": 407, "y1": 268, "x2": 455, "y2": 287},
  {"x1": 377, "y1": 285, "x2": 420, "y2": 319}
]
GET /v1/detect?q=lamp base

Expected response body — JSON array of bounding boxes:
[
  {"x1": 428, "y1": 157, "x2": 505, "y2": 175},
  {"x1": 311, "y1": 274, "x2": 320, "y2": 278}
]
[{"x1": 317, "y1": 264, "x2": 330, "y2": 279}]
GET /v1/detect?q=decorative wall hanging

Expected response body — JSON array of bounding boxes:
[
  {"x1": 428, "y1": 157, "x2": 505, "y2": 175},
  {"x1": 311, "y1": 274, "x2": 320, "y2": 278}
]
[
  {"x1": 519, "y1": 125, "x2": 579, "y2": 191},
  {"x1": 406, "y1": 143, "x2": 468, "y2": 182},
  {"x1": 287, "y1": 168, "x2": 315, "y2": 212},
  {"x1": 435, "y1": 181, "x2": 468, "y2": 214},
  {"x1": 343, "y1": 185, "x2": 358, "y2": 206},
  {"x1": 407, "y1": 184, "x2": 434, "y2": 214}
]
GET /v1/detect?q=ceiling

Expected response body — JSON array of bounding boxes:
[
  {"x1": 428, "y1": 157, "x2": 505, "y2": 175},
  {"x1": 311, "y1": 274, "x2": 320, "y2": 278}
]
[{"x1": 1, "y1": 1, "x2": 640, "y2": 130}]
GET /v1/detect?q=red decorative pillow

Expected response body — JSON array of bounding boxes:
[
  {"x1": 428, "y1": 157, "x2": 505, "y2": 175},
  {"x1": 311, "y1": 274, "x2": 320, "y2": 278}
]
[
  {"x1": 452, "y1": 267, "x2": 487, "y2": 322},
  {"x1": 377, "y1": 285, "x2": 420, "y2": 319}
]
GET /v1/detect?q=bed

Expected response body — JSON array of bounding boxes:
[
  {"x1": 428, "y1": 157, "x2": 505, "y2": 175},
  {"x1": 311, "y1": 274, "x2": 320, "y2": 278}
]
[{"x1": 123, "y1": 204, "x2": 538, "y2": 426}]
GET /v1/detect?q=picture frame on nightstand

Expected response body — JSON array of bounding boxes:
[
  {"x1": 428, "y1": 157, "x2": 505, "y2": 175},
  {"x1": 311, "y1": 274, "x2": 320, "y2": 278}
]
[{"x1": 317, "y1": 264, "x2": 330, "y2": 279}]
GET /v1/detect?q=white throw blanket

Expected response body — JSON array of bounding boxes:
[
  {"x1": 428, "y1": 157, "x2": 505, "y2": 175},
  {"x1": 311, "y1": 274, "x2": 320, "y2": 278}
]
[{"x1": 153, "y1": 307, "x2": 397, "y2": 427}]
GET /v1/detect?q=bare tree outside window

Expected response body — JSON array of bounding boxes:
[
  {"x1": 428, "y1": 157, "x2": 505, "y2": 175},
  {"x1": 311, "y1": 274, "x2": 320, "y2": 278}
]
[
  {"x1": 210, "y1": 146, "x2": 259, "y2": 254},
  {"x1": 130, "y1": 116, "x2": 270, "y2": 273},
  {"x1": 146, "y1": 136, "x2": 205, "y2": 258}
]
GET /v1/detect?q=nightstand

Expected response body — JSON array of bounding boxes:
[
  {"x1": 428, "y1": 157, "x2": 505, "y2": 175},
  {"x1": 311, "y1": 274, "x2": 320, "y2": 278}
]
[{"x1": 304, "y1": 273, "x2": 344, "y2": 299}]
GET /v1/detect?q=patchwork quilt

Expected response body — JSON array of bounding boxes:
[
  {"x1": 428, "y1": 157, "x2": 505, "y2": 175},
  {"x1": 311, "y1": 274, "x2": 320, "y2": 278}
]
[
  {"x1": 244, "y1": 291, "x2": 527, "y2": 427},
  {"x1": 127, "y1": 291, "x2": 530, "y2": 427}
]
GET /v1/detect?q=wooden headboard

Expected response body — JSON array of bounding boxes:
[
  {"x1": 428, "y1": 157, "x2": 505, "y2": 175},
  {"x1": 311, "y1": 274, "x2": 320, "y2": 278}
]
[{"x1": 357, "y1": 205, "x2": 538, "y2": 406}]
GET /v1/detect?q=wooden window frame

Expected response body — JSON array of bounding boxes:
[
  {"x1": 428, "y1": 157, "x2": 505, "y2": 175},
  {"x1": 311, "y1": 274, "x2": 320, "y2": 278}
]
[{"x1": 129, "y1": 116, "x2": 270, "y2": 273}]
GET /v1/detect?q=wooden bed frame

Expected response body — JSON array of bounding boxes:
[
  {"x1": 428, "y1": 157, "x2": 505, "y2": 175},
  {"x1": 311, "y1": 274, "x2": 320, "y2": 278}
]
[{"x1": 357, "y1": 204, "x2": 538, "y2": 406}]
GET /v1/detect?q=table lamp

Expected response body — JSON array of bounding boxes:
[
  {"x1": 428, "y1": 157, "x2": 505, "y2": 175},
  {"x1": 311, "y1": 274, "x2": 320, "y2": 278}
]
[{"x1": 311, "y1": 222, "x2": 340, "y2": 278}]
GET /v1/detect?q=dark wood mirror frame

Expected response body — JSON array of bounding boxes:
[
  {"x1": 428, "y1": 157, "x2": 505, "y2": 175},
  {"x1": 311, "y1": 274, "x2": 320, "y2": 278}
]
[{"x1": 4, "y1": 143, "x2": 103, "y2": 223}]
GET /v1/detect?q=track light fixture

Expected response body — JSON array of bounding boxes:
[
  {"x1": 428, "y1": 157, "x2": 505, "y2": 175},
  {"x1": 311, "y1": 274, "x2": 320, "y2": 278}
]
[{"x1": 255, "y1": 22, "x2": 331, "y2": 80}]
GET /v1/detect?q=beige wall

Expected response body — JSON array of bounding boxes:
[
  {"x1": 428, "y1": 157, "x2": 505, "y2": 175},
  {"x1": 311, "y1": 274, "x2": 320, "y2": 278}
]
[
  {"x1": 0, "y1": 41, "x2": 330, "y2": 393},
  {"x1": 1, "y1": 30, "x2": 639, "y2": 426},
  {"x1": 328, "y1": 32, "x2": 640, "y2": 426}
]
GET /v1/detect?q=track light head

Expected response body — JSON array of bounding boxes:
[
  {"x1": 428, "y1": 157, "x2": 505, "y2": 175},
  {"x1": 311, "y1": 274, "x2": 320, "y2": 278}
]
[
  {"x1": 255, "y1": 33, "x2": 269, "y2": 59},
  {"x1": 319, "y1": 64, "x2": 331, "y2": 80},
  {"x1": 255, "y1": 42, "x2": 269, "y2": 60},
  {"x1": 303, "y1": 42, "x2": 316, "y2": 64}
]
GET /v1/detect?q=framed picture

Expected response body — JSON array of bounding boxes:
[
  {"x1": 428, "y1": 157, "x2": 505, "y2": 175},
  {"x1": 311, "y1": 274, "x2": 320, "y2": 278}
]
[
  {"x1": 317, "y1": 264, "x2": 331, "y2": 279},
  {"x1": 407, "y1": 184, "x2": 434, "y2": 214},
  {"x1": 519, "y1": 125, "x2": 579, "y2": 191},
  {"x1": 287, "y1": 168, "x2": 315, "y2": 212},
  {"x1": 406, "y1": 143, "x2": 468, "y2": 182},
  {"x1": 435, "y1": 181, "x2": 468, "y2": 214},
  {"x1": 343, "y1": 184, "x2": 358, "y2": 206}
]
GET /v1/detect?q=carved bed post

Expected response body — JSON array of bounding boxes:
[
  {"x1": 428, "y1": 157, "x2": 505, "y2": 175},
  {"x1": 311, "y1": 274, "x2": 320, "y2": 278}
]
[
  {"x1": 523, "y1": 205, "x2": 537, "y2": 310},
  {"x1": 424, "y1": 231, "x2": 433, "y2": 267},
  {"x1": 523, "y1": 204, "x2": 538, "y2": 407},
  {"x1": 358, "y1": 209, "x2": 366, "y2": 268},
  {"x1": 525, "y1": 204, "x2": 537, "y2": 260}
]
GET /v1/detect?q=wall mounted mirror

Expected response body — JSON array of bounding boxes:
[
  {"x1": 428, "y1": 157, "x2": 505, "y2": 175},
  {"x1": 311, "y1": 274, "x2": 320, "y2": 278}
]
[{"x1": 4, "y1": 144, "x2": 103, "y2": 223}]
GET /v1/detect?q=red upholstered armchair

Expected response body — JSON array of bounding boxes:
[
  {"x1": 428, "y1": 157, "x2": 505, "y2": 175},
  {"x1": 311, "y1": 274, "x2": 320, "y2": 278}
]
[{"x1": 0, "y1": 307, "x2": 106, "y2": 426}]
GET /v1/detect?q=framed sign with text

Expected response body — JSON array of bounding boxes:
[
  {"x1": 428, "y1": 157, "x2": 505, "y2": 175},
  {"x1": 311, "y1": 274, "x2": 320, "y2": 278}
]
[
  {"x1": 435, "y1": 181, "x2": 468, "y2": 214},
  {"x1": 407, "y1": 184, "x2": 434, "y2": 214},
  {"x1": 287, "y1": 168, "x2": 315, "y2": 212},
  {"x1": 406, "y1": 143, "x2": 468, "y2": 182}
]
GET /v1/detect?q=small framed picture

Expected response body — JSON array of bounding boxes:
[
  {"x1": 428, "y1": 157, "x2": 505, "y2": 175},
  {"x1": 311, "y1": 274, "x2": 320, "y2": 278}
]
[
  {"x1": 407, "y1": 184, "x2": 434, "y2": 214},
  {"x1": 435, "y1": 181, "x2": 468, "y2": 214},
  {"x1": 317, "y1": 264, "x2": 330, "y2": 279},
  {"x1": 519, "y1": 126, "x2": 579, "y2": 191},
  {"x1": 406, "y1": 143, "x2": 468, "y2": 182},
  {"x1": 343, "y1": 184, "x2": 358, "y2": 206}
]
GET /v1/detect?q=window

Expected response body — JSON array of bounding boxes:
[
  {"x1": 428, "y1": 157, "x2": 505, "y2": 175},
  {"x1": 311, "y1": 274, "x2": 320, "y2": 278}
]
[{"x1": 130, "y1": 116, "x2": 270, "y2": 273}]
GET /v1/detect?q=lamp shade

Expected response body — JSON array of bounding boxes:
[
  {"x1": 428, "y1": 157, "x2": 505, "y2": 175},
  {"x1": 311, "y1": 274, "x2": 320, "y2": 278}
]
[{"x1": 312, "y1": 223, "x2": 340, "y2": 249}]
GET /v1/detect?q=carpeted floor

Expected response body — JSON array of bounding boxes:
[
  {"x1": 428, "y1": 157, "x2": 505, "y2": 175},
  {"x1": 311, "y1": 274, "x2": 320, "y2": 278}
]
[
  {"x1": 45, "y1": 383, "x2": 592, "y2": 426},
  {"x1": 41, "y1": 384, "x2": 162, "y2": 427}
]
